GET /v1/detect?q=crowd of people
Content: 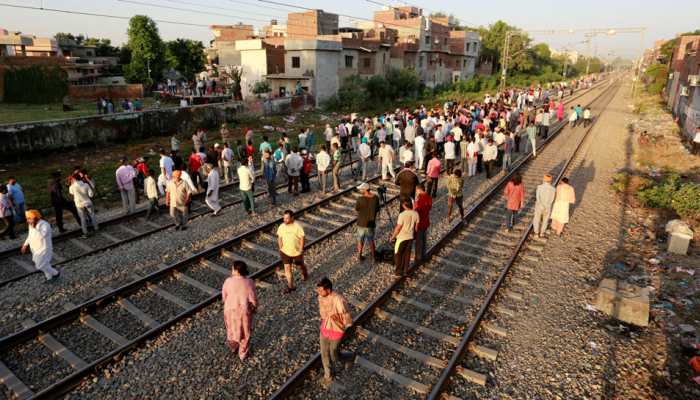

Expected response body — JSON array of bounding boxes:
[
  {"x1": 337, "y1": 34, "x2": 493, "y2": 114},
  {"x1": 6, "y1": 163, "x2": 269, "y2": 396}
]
[
  {"x1": 3, "y1": 76, "x2": 596, "y2": 385},
  {"x1": 218, "y1": 75, "x2": 595, "y2": 384}
]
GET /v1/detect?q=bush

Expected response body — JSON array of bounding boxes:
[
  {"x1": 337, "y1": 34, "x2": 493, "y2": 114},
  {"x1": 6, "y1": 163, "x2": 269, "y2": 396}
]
[
  {"x1": 644, "y1": 64, "x2": 669, "y2": 95},
  {"x1": 671, "y1": 183, "x2": 700, "y2": 219},
  {"x1": 637, "y1": 173, "x2": 680, "y2": 209},
  {"x1": 252, "y1": 80, "x2": 271, "y2": 96},
  {"x1": 3, "y1": 65, "x2": 68, "y2": 103}
]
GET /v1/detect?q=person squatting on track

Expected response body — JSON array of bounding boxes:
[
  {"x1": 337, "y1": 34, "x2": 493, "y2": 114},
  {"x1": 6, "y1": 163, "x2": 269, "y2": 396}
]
[{"x1": 222, "y1": 260, "x2": 257, "y2": 361}]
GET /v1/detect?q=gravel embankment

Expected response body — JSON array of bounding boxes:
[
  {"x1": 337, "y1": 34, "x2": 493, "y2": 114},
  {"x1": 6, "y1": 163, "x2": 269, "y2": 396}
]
[
  {"x1": 0, "y1": 165, "x2": 373, "y2": 338},
  {"x1": 448, "y1": 80, "x2": 700, "y2": 400}
]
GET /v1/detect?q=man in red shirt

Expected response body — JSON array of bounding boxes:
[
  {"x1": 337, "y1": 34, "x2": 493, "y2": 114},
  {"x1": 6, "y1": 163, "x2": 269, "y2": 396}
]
[
  {"x1": 413, "y1": 183, "x2": 432, "y2": 262},
  {"x1": 188, "y1": 150, "x2": 202, "y2": 189}
]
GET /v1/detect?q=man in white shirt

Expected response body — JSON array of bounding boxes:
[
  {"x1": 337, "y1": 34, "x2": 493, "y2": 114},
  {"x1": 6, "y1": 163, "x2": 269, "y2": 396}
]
[
  {"x1": 159, "y1": 149, "x2": 174, "y2": 180},
  {"x1": 358, "y1": 138, "x2": 371, "y2": 181},
  {"x1": 221, "y1": 143, "x2": 234, "y2": 184},
  {"x1": 206, "y1": 163, "x2": 222, "y2": 215},
  {"x1": 21, "y1": 210, "x2": 60, "y2": 281},
  {"x1": 378, "y1": 141, "x2": 396, "y2": 180},
  {"x1": 444, "y1": 136, "x2": 456, "y2": 173},
  {"x1": 238, "y1": 162, "x2": 255, "y2": 214},
  {"x1": 316, "y1": 145, "x2": 331, "y2": 194},
  {"x1": 399, "y1": 142, "x2": 414, "y2": 167},
  {"x1": 414, "y1": 133, "x2": 426, "y2": 172},
  {"x1": 482, "y1": 138, "x2": 498, "y2": 179},
  {"x1": 144, "y1": 169, "x2": 160, "y2": 220},
  {"x1": 285, "y1": 148, "x2": 303, "y2": 196},
  {"x1": 115, "y1": 157, "x2": 137, "y2": 214},
  {"x1": 69, "y1": 174, "x2": 98, "y2": 238},
  {"x1": 693, "y1": 126, "x2": 700, "y2": 155}
]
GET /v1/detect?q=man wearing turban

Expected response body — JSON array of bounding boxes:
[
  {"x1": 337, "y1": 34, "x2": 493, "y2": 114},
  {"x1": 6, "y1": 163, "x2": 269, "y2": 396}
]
[{"x1": 21, "y1": 210, "x2": 60, "y2": 281}]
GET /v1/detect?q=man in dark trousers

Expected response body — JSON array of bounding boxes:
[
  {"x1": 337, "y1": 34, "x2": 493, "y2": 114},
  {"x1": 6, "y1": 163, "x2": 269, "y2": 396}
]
[
  {"x1": 48, "y1": 171, "x2": 80, "y2": 233},
  {"x1": 354, "y1": 182, "x2": 380, "y2": 261},
  {"x1": 394, "y1": 160, "x2": 419, "y2": 213}
]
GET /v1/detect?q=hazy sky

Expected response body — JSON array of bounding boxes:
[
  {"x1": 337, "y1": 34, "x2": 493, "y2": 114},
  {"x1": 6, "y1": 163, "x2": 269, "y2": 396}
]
[{"x1": 2, "y1": 0, "x2": 698, "y2": 59}]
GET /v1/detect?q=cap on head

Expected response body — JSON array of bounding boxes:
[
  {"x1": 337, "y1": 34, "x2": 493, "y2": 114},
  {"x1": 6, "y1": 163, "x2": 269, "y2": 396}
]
[
  {"x1": 172, "y1": 170, "x2": 182, "y2": 178},
  {"x1": 356, "y1": 182, "x2": 370, "y2": 191},
  {"x1": 25, "y1": 209, "x2": 42, "y2": 220},
  {"x1": 214, "y1": 143, "x2": 221, "y2": 148},
  {"x1": 543, "y1": 174, "x2": 552, "y2": 182}
]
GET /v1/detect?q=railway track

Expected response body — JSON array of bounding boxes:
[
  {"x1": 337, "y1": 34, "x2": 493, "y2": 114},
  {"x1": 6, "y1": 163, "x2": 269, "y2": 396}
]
[
  {"x1": 0, "y1": 158, "x2": 366, "y2": 288},
  {"x1": 270, "y1": 80, "x2": 620, "y2": 399},
  {"x1": 0, "y1": 80, "x2": 607, "y2": 400},
  {"x1": 0, "y1": 80, "x2": 601, "y2": 289}
]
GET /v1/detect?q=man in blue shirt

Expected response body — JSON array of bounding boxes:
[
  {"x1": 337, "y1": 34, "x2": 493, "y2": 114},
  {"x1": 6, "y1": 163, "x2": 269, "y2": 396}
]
[{"x1": 7, "y1": 177, "x2": 25, "y2": 223}]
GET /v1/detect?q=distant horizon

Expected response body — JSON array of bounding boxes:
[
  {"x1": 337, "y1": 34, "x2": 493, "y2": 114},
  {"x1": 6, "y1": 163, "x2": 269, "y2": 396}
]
[{"x1": 3, "y1": 0, "x2": 698, "y2": 59}]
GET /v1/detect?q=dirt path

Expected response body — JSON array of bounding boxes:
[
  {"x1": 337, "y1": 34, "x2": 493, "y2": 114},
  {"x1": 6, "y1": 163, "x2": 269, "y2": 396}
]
[{"x1": 480, "y1": 79, "x2": 700, "y2": 399}]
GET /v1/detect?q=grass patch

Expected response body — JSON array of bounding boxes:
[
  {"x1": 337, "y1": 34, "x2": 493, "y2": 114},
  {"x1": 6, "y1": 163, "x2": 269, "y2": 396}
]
[{"x1": 0, "y1": 98, "x2": 156, "y2": 125}]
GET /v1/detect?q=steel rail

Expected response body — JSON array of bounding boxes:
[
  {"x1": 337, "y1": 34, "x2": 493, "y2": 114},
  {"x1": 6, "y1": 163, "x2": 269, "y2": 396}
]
[
  {"x1": 428, "y1": 79, "x2": 620, "y2": 399},
  {"x1": 267, "y1": 78, "x2": 616, "y2": 399},
  {"x1": 0, "y1": 157, "x2": 364, "y2": 288},
  {"x1": 0, "y1": 165, "x2": 402, "y2": 400}
]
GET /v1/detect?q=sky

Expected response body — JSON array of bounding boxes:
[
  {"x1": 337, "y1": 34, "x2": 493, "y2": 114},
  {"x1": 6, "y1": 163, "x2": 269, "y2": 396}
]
[{"x1": 2, "y1": 0, "x2": 698, "y2": 60}]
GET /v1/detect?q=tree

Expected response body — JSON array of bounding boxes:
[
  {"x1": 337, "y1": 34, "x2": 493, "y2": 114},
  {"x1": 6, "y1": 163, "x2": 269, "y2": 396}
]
[
  {"x1": 165, "y1": 39, "x2": 206, "y2": 81},
  {"x1": 54, "y1": 32, "x2": 84, "y2": 46},
  {"x1": 124, "y1": 15, "x2": 166, "y2": 86},
  {"x1": 83, "y1": 37, "x2": 119, "y2": 57},
  {"x1": 478, "y1": 20, "x2": 532, "y2": 73}
]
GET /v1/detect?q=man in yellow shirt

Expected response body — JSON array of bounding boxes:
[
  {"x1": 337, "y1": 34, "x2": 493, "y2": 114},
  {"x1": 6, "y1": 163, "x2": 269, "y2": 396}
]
[{"x1": 277, "y1": 210, "x2": 308, "y2": 294}]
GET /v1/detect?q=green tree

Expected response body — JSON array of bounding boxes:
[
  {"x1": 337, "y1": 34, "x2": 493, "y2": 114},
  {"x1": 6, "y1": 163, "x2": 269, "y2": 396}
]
[
  {"x1": 165, "y1": 39, "x2": 206, "y2": 81},
  {"x1": 644, "y1": 63, "x2": 669, "y2": 94},
  {"x1": 478, "y1": 21, "x2": 532, "y2": 73},
  {"x1": 83, "y1": 37, "x2": 120, "y2": 57},
  {"x1": 54, "y1": 32, "x2": 85, "y2": 46},
  {"x1": 124, "y1": 15, "x2": 166, "y2": 86}
]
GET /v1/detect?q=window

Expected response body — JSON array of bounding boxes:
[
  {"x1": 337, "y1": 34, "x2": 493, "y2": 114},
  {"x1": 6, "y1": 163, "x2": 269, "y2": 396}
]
[
  {"x1": 345, "y1": 55, "x2": 353, "y2": 68},
  {"x1": 443, "y1": 38, "x2": 448, "y2": 45},
  {"x1": 418, "y1": 55, "x2": 424, "y2": 68},
  {"x1": 425, "y1": 35, "x2": 430, "y2": 45},
  {"x1": 466, "y1": 43, "x2": 470, "y2": 52},
  {"x1": 291, "y1": 56, "x2": 300, "y2": 68},
  {"x1": 363, "y1": 58, "x2": 371, "y2": 68},
  {"x1": 383, "y1": 53, "x2": 386, "y2": 65},
  {"x1": 463, "y1": 59, "x2": 467, "y2": 67}
]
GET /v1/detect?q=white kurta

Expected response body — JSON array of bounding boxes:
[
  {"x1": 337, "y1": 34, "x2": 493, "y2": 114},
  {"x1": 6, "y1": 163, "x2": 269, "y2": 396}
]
[
  {"x1": 206, "y1": 169, "x2": 222, "y2": 213},
  {"x1": 24, "y1": 220, "x2": 59, "y2": 279}
]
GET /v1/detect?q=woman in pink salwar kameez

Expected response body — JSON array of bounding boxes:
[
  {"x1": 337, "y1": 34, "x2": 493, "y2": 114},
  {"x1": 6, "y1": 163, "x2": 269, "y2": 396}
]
[
  {"x1": 557, "y1": 101, "x2": 565, "y2": 122},
  {"x1": 222, "y1": 261, "x2": 257, "y2": 361}
]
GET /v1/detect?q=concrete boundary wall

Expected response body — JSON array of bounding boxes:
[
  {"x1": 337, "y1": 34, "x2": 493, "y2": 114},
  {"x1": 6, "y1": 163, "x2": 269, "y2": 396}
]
[{"x1": 0, "y1": 102, "x2": 244, "y2": 156}]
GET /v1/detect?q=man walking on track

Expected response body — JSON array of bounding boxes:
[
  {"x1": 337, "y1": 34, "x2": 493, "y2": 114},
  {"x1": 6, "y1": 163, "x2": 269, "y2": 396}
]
[
  {"x1": 394, "y1": 161, "x2": 419, "y2": 214},
  {"x1": 390, "y1": 199, "x2": 419, "y2": 277},
  {"x1": 116, "y1": 157, "x2": 137, "y2": 214},
  {"x1": 316, "y1": 277, "x2": 353, "y2": 386},
  {"x1": 277, "y1": 210, "x2": 308, "y2": 294},
  {"x1": 205, "y1": 163, "x2": 222, "y2": 216},
  {"x1": 413, "y1": 183, "x2": 432, "y2": 262},
  {"x1": 533, "y1": 174, "x2": 556, "y2": 238},
  {"x1": 21, "y1": 210, "x2": 60, "y2": 281},
  {"x1": 238, "y1": 161, "x2": 255, "y2": 215},
  {"x1": 166, "y1": 170, "x2": 191, "y2": 231},
  {"x1": 222, "y1": 260, "x2": 257, "y2": 361},
  {"x1": 355, "y1": 182, "x2": 380, "y2": 261}
]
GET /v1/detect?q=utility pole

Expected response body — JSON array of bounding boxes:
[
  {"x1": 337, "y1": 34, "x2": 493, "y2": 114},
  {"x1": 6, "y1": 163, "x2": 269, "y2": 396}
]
[{"x1": 500, "y1": 31, "x2": 512, "y2": 92}]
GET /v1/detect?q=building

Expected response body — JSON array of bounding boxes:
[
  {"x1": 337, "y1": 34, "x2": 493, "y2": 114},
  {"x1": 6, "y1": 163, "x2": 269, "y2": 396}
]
[
  {"x1": 266, "y1": 39, "x2": 342, "y2": 105},
  {"x1": 232, "y1": 39, "x2": 285, "y2": 98},
  {"x1": 663, "y1": 35, "x2": 700, "y2": 142},
  {"x1": 338, "y1": 28, "x2": 393, "y2": 81},
  {"x1": 0, "y1": 29, "x2": 61, "y2": 57},
  {"x1": 208, "y1": 24, "x2": 256, "y2": 64},
  {"x1": 371, "y1": 6, "x2": 480, "y2": 87},
  {"x1": 287, "y1": 10, "x2": 339, "y2": 39},
  {"x1": 551, "y1": 49, "x2": 580, "y2": 64}
]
